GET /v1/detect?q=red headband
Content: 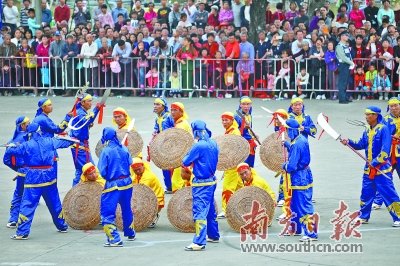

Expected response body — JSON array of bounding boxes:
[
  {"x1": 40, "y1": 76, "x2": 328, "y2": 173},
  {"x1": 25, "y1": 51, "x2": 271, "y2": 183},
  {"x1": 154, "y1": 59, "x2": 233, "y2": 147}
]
[
  {"x1": 113, "y1": 110, "x2": 127, "y2": 116},
  {"x1": 221, "y1": 114, "x2": 234, "y2": 120},
  {"x1": 237, "y1": 163, "x2": 250, "y2": 173},
  {"x1": 83, "y1": 165, "x2": 96, "y2": 175},
  {"x1": 171, "y1": 103, "x2": 183, "y2": 112},
  {"x1": 131, "y1": 162, "x2": 144, "y2": 169}
]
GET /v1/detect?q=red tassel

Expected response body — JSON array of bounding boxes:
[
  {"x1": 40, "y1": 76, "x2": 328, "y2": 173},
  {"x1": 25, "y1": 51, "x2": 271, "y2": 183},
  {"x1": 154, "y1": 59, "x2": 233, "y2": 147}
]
[
  {"x1": 11, "y1": 156, "x2": 16, "y2": 167},
  {"x1": 98, "y1": 106, "x2": 104, "y2": 124}
]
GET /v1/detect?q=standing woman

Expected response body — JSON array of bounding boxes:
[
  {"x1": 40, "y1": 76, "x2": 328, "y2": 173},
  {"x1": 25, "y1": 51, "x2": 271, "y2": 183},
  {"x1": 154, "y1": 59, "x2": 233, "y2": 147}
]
[
  {"x1": 176, "y1": 37, "x2": 198, "y2": 96},
  {"x1": 16, "y1": 38, "x2": 37, "y2": 94},
  {"x1": 35, "y1": 35, "x2": 50, "y2": 93}
]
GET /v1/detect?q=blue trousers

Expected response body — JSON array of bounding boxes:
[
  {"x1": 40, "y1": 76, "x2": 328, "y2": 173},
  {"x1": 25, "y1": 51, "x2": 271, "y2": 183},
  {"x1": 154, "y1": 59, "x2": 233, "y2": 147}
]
[
  {"x1": 192, "y1": 184, "x2": 220, "y2": 246},
  {"x1": 9, "y1": 176, "x2": 24, "y2": 223},
  {"x1": 162, "y1": 169, "x2": 172, "y2": 191},
  {"x1": 101, "y1": 187, "x2": 135, "y2": 244},
  {"x1": 16, "y1": 183, "x2": 67, "y2": 236},
  {"x1": 360, "y1": 173, "x2": 400, "y2": 221},
  {"x1": 337, "y1": 64, "x2": 350, "y2": 102},
  {"x1": 290, "y1": 187, "x2": 318, "y2": 238},
  {"x1": 245, "y1": 154, "x2": 255, "y2": 168},
  {"x1": 277, "y1": 175, "x2": 284, "y2": 202},
  {"x1": 71, "y1": 147, "x2": 94, "y2": 186}
]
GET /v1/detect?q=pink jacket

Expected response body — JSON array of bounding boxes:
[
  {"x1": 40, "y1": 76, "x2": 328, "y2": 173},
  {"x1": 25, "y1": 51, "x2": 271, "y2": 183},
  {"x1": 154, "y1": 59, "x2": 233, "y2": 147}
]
[
  {"x1": 348, "y1": 9, "x2": 365, "y2": 28},
  {"x1": 218, "y1": 9, "x2": 234, "y2": 23},
  {"x1": 36, "y1": 43, "x2": 50, "y2": 67}
]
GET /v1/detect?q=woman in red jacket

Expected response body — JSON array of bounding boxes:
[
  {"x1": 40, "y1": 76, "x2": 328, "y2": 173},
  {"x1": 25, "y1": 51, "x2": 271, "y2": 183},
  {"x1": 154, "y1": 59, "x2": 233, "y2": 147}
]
[{"x1": 35, "y1": 35, "x2": 50, "y2": 90}]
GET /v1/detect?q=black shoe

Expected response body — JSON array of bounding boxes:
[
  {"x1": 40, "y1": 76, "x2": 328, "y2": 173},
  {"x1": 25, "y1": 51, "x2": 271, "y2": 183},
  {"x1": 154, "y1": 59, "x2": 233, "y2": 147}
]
[
  {"x1": 127, "y1": 235, "x2": 136, "y2": 241},
  {"x1": 339, "y1": 101, "x2": 349, "y2": 104},
  {"x1": 104, "y1": 241, "x2": 123, "y2": 247},
  {"x1": 165, "y1": 189, "x2": 173, "y2": 194},
  {"x1": 346, "y1": 99, "x2": 353, "y2": 103},
  {"x1": 6, "y1": 222, "x2": 17, "y2": 228},
  {"x1": 10, "y1": 234, "x2": 29, "y2": 240}
]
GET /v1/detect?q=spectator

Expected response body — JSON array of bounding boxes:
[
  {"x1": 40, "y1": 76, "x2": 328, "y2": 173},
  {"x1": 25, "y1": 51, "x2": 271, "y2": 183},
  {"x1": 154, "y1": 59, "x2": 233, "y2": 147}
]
[
  {"x1": 285, "y1": 2, "x2": 298, "y2": 26},
  {"x1": 40, "y1": 0, "x2": 52, "y2": 27},
  {"x1": 225, "y1": 32, "x2": 240, "y2": 60},
  {"x1": 365, "y1": 33, "x2": 382, "y2": 61},
  {"x1": 348, "y1": 0, "x2": 365, "y2": 29},
  {"x1": 334, "y1": 13, "x2": 348, "y2": 29},
  {"x1": 49, "y1": 31, "x2": 65, "y2": 88},
  {"x1": 115, "y1": 14, "x2": 127, "y2": 32},
  {"x1": 35, "y1": 35, "x2": 50, "y2": 90},
  {"x1": 62, "y1": 34, "x2": 79, "y2": 93},
  {"x1": 97, "y1": 37, "x2": 113, "y2": 88},
  {"x1": 236, "y1": 51, "x2": 254, "y2": 95},
  {"x1": 178, "y1": 13, "x2": 192, "y2": 28},
  {"x1": 93, "y1": 0, "x2": 105, "y2": 21},
  {"x1": 364, "y1": 0, "x2": 379, "y2": 30},
  {"x1": 158, "y1": 0, "x2": 171, "y2": 26},
  {"x1": 373, "y1": 67, "x2": 391, "y2": 100},
  {"x1": 11, "y1": 29, "x2": 22, "y2": 49},
  {"x1": 232, "y1": 0, "x2": 243, "y2": 29},
  {"x1": 203, "y1": 33, "x2": 219, "y2": 58},
  {"x1": 16, "y1": 38, "x2": 36, "y2": 91},
  {"x1": 72, "y1": 0, "x2": 91, "y2": 27},
  {"x1": 78, "y1": 34, "x2": 99, "y2": 93},
  {"x1": 144, "y1": 3, "x2": 157, "y2": 32},
  {"x1": 182, "y1": 0, "x2": 197, "y2": 25},
  {"x1": 291, "y1": 31, "x2": 310, "y2": 59},
  {"x1": 255, "y1": 31, "x2": 270, "y2": 81},
  {"x1": 169, "y1": 2, "x2": 182, "y2": 30},
  {"x1": 142, "y1": 27, "x2": 154, "y2": 44},
  {"x1": 240, "y1": 0, "x2": 252, "y2": 28},
  {"x1": 54, "y1": 0, "x2": 70, "y2": 27},
  {"x1": 319, "y1": 6, "x2": 332, "y2": 28},
  {"x1": 194, "y1": 48, "x2": 210, "y2": 92},
  {"x1": 377, "y1": 0, "x2": 395, "y2": 26},
  {"x1": 382, "y1": 24, "x2": 397, "y2": 47},
  {"x1": 112, "y1": 39, "x2": 132, "y2": 88},
  {"x1": 146, "y1": 66, "x2": 159, "y2": 94},
  {"x1": 272, "y1": 3, "x2": 285, "y2": 22},
  {"x1": 354, "y1": 66, "x2": 366, "y2": 100},
  {"x1": 112, "y1": 0, "x2": 129, "y2": 23},
  {"x1": 25, "y1": 29, "x2": 34, "y2": 46},
  {"x1": 365, "y1": 64, "x2": 377, "y2": 98},
  {"x1": 219, "y1": 1, "x2": 234, "y2": 26},
  {"x1": 294, "y1": 7, "x2": 309, "y2": 28},
  {"x1": 336, "y1": 3, "x2": 349, "y2": 22},
  {"x1": 309, "y1": 9, "x2": 321, "y2": 33},
  {"x1": 208, "y1": 50, "x2": 226, "y2": 95},
  {"x1": 324, "y1": 41, "x2": 338, "y2": 100},
  {"x1": 295, "y1": 66, "x2": 309, "y2": 98},
  {"x1": 3, "y1": 0, "x2": 19, "y2": 34},
  {"x1": 131, "y1": 0, "x2": 145, "y2": 21},
  {"x1": 132, "y1": 41, "x2": 149, "y2": 96},
  {"x1": 98, "y1": 4, "x2": 114, "y2": 29},
  {"x1": 208, "y1": 6, "x2": 220, "y2": 29},
  {"x1": 193, "y1": 2, "x2": 208, "y2": 29},
  {"x1": 379, "y1": 39, "x2": 394, "y2": 77},
  {"x1": 352, "y1": 34, "x2": 370, "y2": 66},
  {"x1": 176, "y1": 37, "x2": 198, "y2": 94},
  {"x1": 309, "y1": 38, "x2": 326, "y2": 99},
  {"x1": 0, "y1": 33, "x2": 18, "y2": 90},
  {"x1": 239, "y1": 32, "x2": 254, "y2": 60},
  {"x1": 20, "y1": 0, "x2": 31, "y2": 31},
  {"x1": 323, "y1": 0, "x2": 335, "y2": 20}
]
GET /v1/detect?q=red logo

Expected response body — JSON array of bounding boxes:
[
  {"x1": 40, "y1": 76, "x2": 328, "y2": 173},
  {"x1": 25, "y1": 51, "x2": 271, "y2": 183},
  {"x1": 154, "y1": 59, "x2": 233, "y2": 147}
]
[
  {"x1": 330, "y1": 200, "x2": 362, "y2": 241},
  {"x1": 240, "y1": 200, "x2": 269, "y2": 242}
]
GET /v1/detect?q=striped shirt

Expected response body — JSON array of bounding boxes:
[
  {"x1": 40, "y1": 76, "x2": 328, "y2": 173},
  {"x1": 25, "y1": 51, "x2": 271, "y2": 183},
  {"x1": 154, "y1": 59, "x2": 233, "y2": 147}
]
[{"x1": 20, "y1": 7, "x2": 30, "y2": 27}]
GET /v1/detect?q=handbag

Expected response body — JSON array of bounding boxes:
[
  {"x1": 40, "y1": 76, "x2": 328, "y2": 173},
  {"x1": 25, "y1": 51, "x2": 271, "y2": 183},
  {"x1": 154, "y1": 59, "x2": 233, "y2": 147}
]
[{"x1": 26, "y1": 53, "x2": 37, "y2": 68}]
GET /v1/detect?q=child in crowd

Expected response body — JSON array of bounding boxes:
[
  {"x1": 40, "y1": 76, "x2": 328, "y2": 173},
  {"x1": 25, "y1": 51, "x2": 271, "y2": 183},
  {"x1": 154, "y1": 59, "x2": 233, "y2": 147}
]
[
  {"x1": 208, "y1": 51, "x2": 226, "y2": 97},
  {"x1": 224, "y1": 64, "x2": 235, "y2": 98},
  {"x1": 354, "y1": 66, "x2": 367, "y2": 100},
  {"x1": 146, "y1": 66, "x2": 159, "y2": 97},
  {"x1": 130, "y1": 11, "x2": 139, "y2": 29},
  {"x1": 373, "y1": 68, "x2": 392, "y2": 101},
  {"x1": 365, "y1": 64, "x2": 378, "y2": 99},
  {"x1": 274, "y1": 61, "x2": 290, "y2": 90},
  {"x1": 169, "y1": 71, "x2": 181, "y2": 98},
  {"x1": 295, "y1": 67, "x2": 309, "y2": 99}
]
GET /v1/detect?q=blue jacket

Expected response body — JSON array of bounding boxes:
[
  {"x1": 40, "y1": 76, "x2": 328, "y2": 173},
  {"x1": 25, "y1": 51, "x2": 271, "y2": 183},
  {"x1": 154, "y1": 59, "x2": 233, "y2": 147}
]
[
  {"x1": 288, "y1": 111, "x2": 317, "y2": 139},
  {"x1": 153, "y1": 110, "x2": 174, "y2": 133},
  {"x1": 69, "y1": 105, "x2": 100, "y2": 142},
  {"x1": 234, "y1": 112, "x2": 253, "y2": 141},
  {"x1": 42, "y1": 9, "x2": 52, "y2": 25},
  {"x1": 349, "y1": 122, "x2": 392, "y2": 174},
  {"x1": 283, "y1": 134, "x2": 313, "y2": 189},
  {"x1": 33, "y1": 113, "x2": 70, "y2": 138},
  {"x1": 6, "y1": 135, "x2": 72, "y2": 186},
  {"x1": 61, "y1": 42, "x2": 79, "y2": 58},
  {"x1": 373, "y1": 74, "x2": 391, "y2": 90},
  {"x1": 98, "y1": 141, "x2": 132, "y2": 181},
  {"x1": 182, "y1": 139, "x2": 219, "y2": 182}
]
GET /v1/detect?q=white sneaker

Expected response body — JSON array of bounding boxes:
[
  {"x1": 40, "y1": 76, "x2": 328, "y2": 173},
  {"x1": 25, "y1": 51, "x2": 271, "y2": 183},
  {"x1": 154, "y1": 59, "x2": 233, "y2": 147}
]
[
  {"x1": 316, "y1": 95, "x2": 322, "y2": 100},
  {"x1": 354, "y1": 217, "x2": 369, "y2": 225},
  {"x1": 291, "y1": 94, "x2": 297, "y2": 99},
  {"x1": 379, "y1": 95, "x2": 383, "y2": 100},
  {"x1": 362, "y1": 96, "x2": 366, "y2": 100},
  {"x1": 372, "y1": 203, "x2": 381, "y2": 210},
  {"x1": 277, "y1": 200, "x2": 284, "y2": 207},
  {"x1": 385, "y1": 96, "x2": 389, "y2": 101},
  {"x1": 185, "y1": 243, "x2": 205, "y2": 251},
  {"x1": 357, "y1": 95, "x2": 361, "y2": 100},
  {"x1": 392, "y1": 221, "x2": 400, "y2": 227},
  {"x1": 217, "y1": 212, "x2": 226, "y2": 219},
  {"x1": 283, "y1": 93, "x2": 288, "y2": 99},
  {"x1": 299, "y1": 94, "x2": 307, "y2": 99},
  {"x1": 321, "y1": 95, "x2": 326, "y2": 100},
  {"x1": 299, "y1": 236, "x2": 318, "y2": 242},
  {"x1": 225, "y1": 93, "x2": 232, "y2": 98}
]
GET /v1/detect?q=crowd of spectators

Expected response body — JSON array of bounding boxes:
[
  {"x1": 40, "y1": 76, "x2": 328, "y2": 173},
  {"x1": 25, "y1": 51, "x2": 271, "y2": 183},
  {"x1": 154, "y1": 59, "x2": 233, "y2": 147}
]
[{"x1": 0, "y1": 0, "x2": 399, "y2": 100}]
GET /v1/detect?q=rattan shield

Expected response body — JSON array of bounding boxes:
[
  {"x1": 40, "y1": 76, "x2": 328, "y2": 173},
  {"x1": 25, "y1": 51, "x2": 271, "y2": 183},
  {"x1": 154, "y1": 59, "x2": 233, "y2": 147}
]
[
  {"x1": 226, "y1": 186, "x2": 275, "y2": 232},
  {"x1": 149, "y1": 128, "x2": 194, "y2": 169},
  {"x1": 259, "y1": 132, "x2": 289, "y2": 173},
  {"x1": 95, "y1": 129, "x2": 144, "y2": 158},
  {"x1": 214, "y1": 135, "x2": 250, "y2": 171},
  {"x1": 115, "y1": 184, "x2": 158, "y2": 232},
  {"x1": 167, "y1": 187, "x2": 218, "y2": 233},
  {"x1": 62, "y1": 182, "x2": 102, "y2": 230}
]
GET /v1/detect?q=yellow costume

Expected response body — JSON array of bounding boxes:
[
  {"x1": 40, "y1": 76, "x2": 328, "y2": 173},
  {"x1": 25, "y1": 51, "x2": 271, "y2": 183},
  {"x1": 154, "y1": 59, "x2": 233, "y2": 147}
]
[
  {"x1": 221, "y1": 112, "x2": 244, "y2": 213},
  {"x1": 171, "y1": 102, "x2": 193, "y2": 192},
  {"x1": 130, "y1": 158, "x2": 165, "y2": 209},
  {"x1": 79, "y1": 163, "x2": 106, "y2": 187},
  {"x1": 242, "y1": 167, "x2": 276, "y2": 202}
]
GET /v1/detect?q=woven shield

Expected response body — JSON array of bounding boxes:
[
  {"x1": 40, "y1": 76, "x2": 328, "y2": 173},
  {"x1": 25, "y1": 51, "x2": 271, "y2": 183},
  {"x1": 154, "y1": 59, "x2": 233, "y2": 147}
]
[
  {"x1": 95, "y1": 129, "x2": 144, "y2": 158},
  {"x1": 115, "y1": 184, "x2": 158, "y2": 232},
  {"x1": 150, "y1": 128, "x2": 194, "y2": 169},
  {"x1": 226, "y1": 186, "x2": 275, "y2": 232},
  {"x1": 62, "y1": 182, "x2": 102, "y2": 230},
  {"x1": 167, "y1": 187, "x2": 218, "y2": 233},
  {"x1": 214, "y1": 135, "x2": 249, "y2": 171},
  {"x1": 259, "y1": 132, "x2": 289, "y2": 173}
]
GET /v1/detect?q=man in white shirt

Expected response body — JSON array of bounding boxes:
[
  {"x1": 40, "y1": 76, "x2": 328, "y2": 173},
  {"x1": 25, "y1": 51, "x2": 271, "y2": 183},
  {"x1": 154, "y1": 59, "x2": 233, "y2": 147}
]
[
  {"x1": 182, "y1": 0, "x2": 197, "y2": 24},
  {"x1": 78, "y1": 34, "x2": 99, "y2": 90},
  {"x1": 291, "y1": 31, "x2": 311, "y2": 60},
  {"x1": 112, "y1": 39, "x2": 132, "y2": 87},
  {"x1": 232, "y1": 0, "x2": 243, "y2": 29},
  {"x1": 2, "y1": 0, "x2": 19, "y2": 34}
]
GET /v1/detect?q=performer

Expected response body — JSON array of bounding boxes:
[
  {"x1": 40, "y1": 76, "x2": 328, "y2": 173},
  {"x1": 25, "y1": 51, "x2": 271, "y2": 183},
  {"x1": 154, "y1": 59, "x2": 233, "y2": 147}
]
[
  {"x1": 182, "y1": 120, "x2": 220, "y2": 251},
  {"x1": 341, "y1": 106, "x2": 400, "y2": 227},
  {"x1": 3, "y1": 116, "x2": 30, "y2": 228},
  {"x1": 130, "y1": 157, "x2": 165, "y2": 228},
  {"x1": 6, "y1": 123, "x2": 75, "y2": 240},
  {"x1": 288, "y1": 97, "x2": 317, "y2": 139},
  {"x1": 80, "y1": 162, "x2": 105, "y2": 187},
  {"x1": 282, "y1": 118, "x2": 318, "y2": 242},
  {"x1": 236, "y1": 163, "x2": 276, "y2": 202},
  {"x1": 217, "y1": 112, "x2": 243, "y2": 219},
  {"x1": 69, "y1": 93, "x2": 105, "y2": 186},
  {"x1": 234, "y1": 96, "x2": 257, "y2": 167},
  {"x1": 373, "y1": 97, "x2": 400, "y2": 210},
  {"x1": 33, "y1": 98, "x2": 72, "y2": 180},
  {"x1": 170, "y1": 102, "x2": 193, "y2": 192},
  {"x1": 151, "y1": 98, "x2": 174, "y2": 193},
  {"x1": 98, "y1": 127, "x2": 135, "y2": 247}
]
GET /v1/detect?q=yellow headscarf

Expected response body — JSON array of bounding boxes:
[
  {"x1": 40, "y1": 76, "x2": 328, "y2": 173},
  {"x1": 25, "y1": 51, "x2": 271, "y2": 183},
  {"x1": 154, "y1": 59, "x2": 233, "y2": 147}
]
[
  {"x1": 112, "y1": 107, "x2": 132, "y2": 128},
  {"x1": 171, "y1": 102, "x2": 188, "y2": 120},
  {"x1": 291, "y1": 97, "x2": 303, "y2": 105},
  {"x1": 221, "y1": 111, "x2": 239, "y2": 129}
]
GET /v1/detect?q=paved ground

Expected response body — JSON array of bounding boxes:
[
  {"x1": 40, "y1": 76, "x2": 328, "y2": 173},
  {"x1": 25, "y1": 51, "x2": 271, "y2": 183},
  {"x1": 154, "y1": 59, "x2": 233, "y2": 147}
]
[{"x1": 0, "y1": 96, "x2": 399, "y2": 266}]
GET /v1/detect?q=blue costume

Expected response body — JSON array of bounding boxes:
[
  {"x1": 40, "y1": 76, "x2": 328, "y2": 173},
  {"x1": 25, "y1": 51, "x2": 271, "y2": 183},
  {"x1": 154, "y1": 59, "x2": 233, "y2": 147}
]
[
  {"x1": 288, "y1": 98, "x2": 317, "y2": 139},
  {"x1": 98, "y1": 127, "x2": 135, "y2": 247},
  {"x1": 234, "y1": 97, "x2": 257, "y2": 167},
  {"x1": 3, "y1": 116, "x2": 29, "y2": 226},
  {"x1": 6, "y1": 123, "x2": 74, "y2": 238},
  {"x1": 152, "y1": 98, "x2": 174, "y2": 191},
  {"x1": 182, "y1": 121, "x2": 220, "y2": 250},
  {"x1": 282, "y1": 119, "x2": 318, "y2": 240},
  {"x1": 33, "y1": 98, "x2": 71, "y2": 180},
  {"x1": 348, "y1": 106, "x2": 400, "y2": 223},
  {"x1": 69, "y1": 94, "x2": 102, "y2": 186}
]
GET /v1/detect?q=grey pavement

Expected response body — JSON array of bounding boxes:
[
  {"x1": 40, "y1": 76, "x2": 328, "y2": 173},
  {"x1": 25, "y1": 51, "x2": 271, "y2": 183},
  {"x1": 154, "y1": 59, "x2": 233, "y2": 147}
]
[{"x1": 0, "y1": 96, "x2": 399, "y2": 266}]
